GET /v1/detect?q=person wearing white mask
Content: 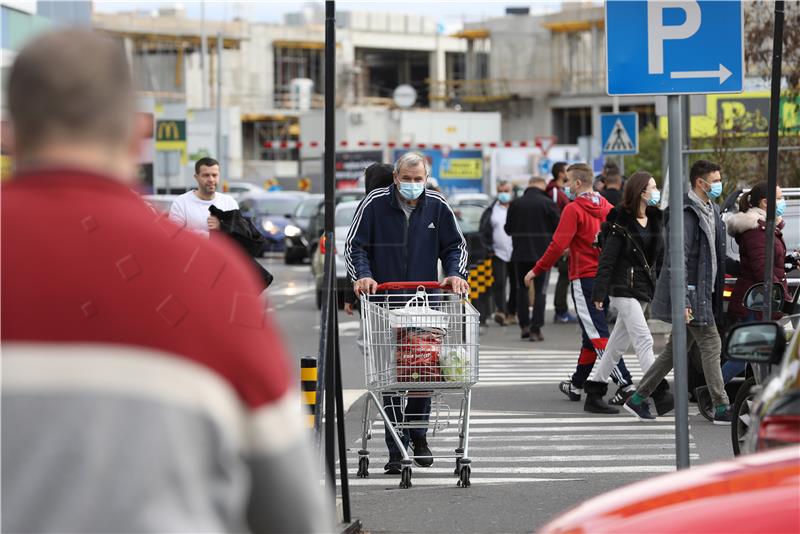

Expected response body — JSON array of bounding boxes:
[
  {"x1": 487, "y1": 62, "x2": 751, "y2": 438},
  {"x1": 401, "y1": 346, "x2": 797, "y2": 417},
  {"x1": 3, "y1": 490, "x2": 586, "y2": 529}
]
[
  {"x1": 479, "y1": 180, "x2": 517, "y2": 326},
  {"x1": 583, "y1": 172, "x2": 668, "y2": 414}
]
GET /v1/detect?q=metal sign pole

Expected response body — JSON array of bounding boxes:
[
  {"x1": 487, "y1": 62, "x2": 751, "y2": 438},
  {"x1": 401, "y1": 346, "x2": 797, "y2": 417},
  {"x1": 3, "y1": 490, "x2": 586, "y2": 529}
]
[
  {"x1": 612, "y1": 95, "x2": 625, "y2": 176},
  {"x1": 667, "y1": 95, "x2": 690, "y2": 469},
  {"x1": 763, "y1": 0, "x2": 784, "y2": 321}
]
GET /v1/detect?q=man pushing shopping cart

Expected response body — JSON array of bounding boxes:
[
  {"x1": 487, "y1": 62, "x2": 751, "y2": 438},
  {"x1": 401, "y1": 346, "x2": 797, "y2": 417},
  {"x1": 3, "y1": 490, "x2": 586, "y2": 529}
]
[{"x1": 345, "y1": 152, "x2": 474, "y2": 488}]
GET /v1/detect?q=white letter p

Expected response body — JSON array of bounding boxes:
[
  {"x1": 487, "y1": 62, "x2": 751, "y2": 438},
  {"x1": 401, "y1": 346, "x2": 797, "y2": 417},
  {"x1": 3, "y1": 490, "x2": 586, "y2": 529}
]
[{"x1": 647, "y1": 0, "x2": 701, "y2": 74}]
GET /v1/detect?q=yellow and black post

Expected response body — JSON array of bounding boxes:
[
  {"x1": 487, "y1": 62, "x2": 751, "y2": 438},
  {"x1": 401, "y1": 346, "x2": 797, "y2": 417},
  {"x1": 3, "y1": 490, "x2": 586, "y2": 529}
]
[{"x1": 301, "y1": 357, "x2": 318, "y2": 429}]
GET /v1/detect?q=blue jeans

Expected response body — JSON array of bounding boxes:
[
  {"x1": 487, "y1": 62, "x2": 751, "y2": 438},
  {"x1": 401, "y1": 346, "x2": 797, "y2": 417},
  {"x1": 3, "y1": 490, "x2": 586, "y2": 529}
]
[
  {"x1": 383, "y1": 394, "x2": 431, "y2": 457},
  {"x1": 721, "y1": 312, "x2": 756, "y2": 384}
]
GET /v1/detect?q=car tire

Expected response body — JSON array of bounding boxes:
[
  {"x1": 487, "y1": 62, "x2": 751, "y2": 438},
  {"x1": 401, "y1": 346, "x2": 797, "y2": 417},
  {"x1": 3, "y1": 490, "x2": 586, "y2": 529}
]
[
  {"x1": 731, "y1": 376, "x2": 756, "y2": 456},
  {"x1": 316, "y1": 289, "x2": 323, "y2": 310}
]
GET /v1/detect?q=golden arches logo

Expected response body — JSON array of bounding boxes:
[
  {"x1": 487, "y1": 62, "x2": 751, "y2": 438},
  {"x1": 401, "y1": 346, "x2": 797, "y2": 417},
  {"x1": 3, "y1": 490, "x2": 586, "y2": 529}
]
[{"x1": 157, "y1": 121, "x2": 181, "y2": 141}]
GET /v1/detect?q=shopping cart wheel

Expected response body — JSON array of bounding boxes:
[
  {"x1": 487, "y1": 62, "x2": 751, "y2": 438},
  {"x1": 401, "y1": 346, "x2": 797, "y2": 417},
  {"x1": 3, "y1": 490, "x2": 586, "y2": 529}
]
[
  {"x1": 399, "y1": 466, "x2": 413, "y2": 489},
  {"x1": 457, "y1": 465, "x2": 471, "y2": 488},
  {"x1": 357, "y1": 456, "x2": 369, "y2": 478}
]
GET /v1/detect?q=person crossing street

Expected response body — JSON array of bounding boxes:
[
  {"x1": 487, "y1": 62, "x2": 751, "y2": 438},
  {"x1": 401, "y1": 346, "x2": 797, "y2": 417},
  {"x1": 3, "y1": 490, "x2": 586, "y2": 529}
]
[
  {"x1": 525, "y1": 163, "x2": 633, "y2": 403},
  {"x1": 345, "y1": 152, "x2": 469, "y2": 474},
  {"x1": 479, "y1": 180, "x2": 517, "y2": 326}
]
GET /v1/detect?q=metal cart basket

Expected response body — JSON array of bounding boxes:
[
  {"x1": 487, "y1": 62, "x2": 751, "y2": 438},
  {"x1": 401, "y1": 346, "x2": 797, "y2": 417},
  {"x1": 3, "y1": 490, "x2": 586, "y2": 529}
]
[{"x1": 355, "y1": 281, "x2": 480, "y2": 488}]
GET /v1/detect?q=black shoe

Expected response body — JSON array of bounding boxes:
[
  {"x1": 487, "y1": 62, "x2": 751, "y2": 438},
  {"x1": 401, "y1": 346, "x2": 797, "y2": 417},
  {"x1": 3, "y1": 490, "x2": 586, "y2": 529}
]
[
  {"x1": 583, "y1": 381, "x2": 620, "y2": 414},
  {"x1": 694, "y1": 386, "x2": 713, "y2": 422},
  {"x1": 623, "y1": 398, "x2": 656, "y2": 421},
  {"x1": 529, "y1": 330, "x2": 544, "y2": 342},
  {"x1": 412, "y1": 440, "x2": 433, "y2": 467},
  {"x1": 713, "y1": 406, "x2": 733, "y2": 425},
  {"x1": 608, "y1": 385, "x2": 635, "y2": 406},
  {"x1": 383, "y1": 457, "x2": 402, "y2": 475},
  {"x1": 558, "y1": 380, "x2": 582, "y2": 401},
  {"x1": 520, "y1": 328, "x2": 530, "y2": 339}
]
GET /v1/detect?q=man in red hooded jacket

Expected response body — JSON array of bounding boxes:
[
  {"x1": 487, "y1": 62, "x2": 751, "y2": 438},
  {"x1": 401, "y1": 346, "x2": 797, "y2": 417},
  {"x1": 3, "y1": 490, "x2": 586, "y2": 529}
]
[{"x1": 525, "y1": 163, "x2": 633, "y2": 408}]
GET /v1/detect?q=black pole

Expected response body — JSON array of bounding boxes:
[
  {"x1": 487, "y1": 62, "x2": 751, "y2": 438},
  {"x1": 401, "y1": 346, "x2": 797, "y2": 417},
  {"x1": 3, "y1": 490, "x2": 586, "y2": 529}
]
[{"x1": 764, "y1": 0, "x2": 784, "y2": 320}]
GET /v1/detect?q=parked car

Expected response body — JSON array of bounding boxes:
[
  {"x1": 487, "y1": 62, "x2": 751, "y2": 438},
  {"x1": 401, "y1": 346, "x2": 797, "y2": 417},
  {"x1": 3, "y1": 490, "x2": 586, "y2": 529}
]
[
  {"x1": 449, "y1": 193, "x2": 491, "y2": 209},
  {"x1": 539, "y1": 445, "x2": 800, "y2": 534},
  {"x1": 284, "y1": 194, "x2": 323, "y2": 264},
  {"x1": 238, "y1": 191, "x2": 308, "y2": 254},
  {"x1": 311, "y1": 201, "x2": 360, "y2": 310},
  {"x1": 141, "y1": 194, "x2": 178, "y2": 214},
  {"x1": 225, "y1": 181, "x2": 266, "y2": 200},
  {"x1": 724, "y1": 283, "x2": 800, "y2": 455},
  {"x1": 306, "y1": 190, "x2": 365, "y2": 257}
]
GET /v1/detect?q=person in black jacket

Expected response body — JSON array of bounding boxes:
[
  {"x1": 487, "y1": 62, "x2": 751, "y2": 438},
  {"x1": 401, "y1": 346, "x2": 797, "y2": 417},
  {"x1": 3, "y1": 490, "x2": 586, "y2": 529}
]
[
  {"x1": 504, "y1": 176, "x2": 559, "y2": 341},
  {"x1": 479, "y1": 180, "x2": 517, "y2": 326},
  {"x1": 582, "y1": 171, "x2": 669, "y2": 413}
]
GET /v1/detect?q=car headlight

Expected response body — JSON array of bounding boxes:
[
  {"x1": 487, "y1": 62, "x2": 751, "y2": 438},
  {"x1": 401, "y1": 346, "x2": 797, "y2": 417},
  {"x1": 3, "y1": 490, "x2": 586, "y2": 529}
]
[
  {"x1": 261, "y1": 220, "x2": 279, "y2": 235},
  {"x1": 284, "y1": 224, "x2": 302, "y2": 238}
]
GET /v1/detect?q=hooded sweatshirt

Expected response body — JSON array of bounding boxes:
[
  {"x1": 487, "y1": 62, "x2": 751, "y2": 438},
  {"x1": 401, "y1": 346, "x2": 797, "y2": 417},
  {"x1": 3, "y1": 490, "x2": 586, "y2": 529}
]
[{"x1": 532, "y1": 192, "x2": 612, "y2": 280}]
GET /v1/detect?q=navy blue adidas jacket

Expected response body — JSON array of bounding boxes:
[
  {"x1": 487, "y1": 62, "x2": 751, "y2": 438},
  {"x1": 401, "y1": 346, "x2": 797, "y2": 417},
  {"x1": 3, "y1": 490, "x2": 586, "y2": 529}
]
[{"x1": 345, "y1": 185, "x2": 468, "y2": 284}]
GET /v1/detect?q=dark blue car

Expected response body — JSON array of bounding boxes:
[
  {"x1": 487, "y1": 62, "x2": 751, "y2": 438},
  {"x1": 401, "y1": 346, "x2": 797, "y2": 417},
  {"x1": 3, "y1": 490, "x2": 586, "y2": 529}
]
[{"x1": 238, "y1": 192, "x2": 309, "y2": 254}]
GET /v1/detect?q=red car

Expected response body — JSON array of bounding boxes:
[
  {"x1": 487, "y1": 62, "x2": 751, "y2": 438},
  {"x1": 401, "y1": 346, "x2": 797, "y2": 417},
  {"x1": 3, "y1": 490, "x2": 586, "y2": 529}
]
[{"x1": 539, "y1": 446, "x2": 800, "y2": 534}]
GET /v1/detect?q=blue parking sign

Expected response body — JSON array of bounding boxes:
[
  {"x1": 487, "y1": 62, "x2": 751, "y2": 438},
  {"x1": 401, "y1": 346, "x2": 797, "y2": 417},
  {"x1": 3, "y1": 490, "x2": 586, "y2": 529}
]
[{"x1": 606, "y1": 0, "x2": 743, "y2": 96}]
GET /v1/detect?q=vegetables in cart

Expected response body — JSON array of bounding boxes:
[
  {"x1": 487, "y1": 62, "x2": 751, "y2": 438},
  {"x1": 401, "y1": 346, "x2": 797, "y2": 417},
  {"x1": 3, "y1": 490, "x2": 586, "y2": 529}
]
[{"x1": 440, "y1": 346, "x2": 469, "y2": 382}]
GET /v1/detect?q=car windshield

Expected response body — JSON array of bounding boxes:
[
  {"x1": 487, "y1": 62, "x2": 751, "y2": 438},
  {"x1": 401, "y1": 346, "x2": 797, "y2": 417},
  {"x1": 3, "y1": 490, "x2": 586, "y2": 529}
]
[
  {"x1": 248, "y1": 197, "x2": 303, "y2": 216},
  {"x1": 295, "y1": 198, "x2": 321, "y2": 218},
  {"x1": 455, "y1": 205, "x2": 483, "y2": 233},
  {"x1": 336, "y1": 205, "x2": 359, "y2": 227}
]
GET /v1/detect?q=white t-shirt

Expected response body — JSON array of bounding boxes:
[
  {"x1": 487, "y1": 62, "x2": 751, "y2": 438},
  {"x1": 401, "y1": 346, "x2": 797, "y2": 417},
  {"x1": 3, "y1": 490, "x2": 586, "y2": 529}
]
[
  {"x1": 491, "y1": 202, "x2": 513, "y2": 263},
  {"x1": 168, "y1": 191, "x2": 239, "y2": 237}
]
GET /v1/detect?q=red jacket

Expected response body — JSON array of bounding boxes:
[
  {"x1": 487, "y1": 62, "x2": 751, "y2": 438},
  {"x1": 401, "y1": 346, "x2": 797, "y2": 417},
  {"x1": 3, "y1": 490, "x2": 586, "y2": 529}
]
[
  {"x1": 545, "y1": 179, "x2": 570, "y2": 213},
  {"x1": 533, "y1": 192, "x2": 612, "y2": 280},
  {"x1": 726, "y1": 208, "x2": 790, "y2": 319}
]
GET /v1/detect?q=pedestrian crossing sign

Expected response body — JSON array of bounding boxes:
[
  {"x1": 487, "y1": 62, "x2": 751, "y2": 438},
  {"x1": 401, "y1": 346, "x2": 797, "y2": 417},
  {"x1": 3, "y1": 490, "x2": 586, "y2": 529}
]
[{"x1": 601, "y1": 113, "x2": 639, "y2": 156}]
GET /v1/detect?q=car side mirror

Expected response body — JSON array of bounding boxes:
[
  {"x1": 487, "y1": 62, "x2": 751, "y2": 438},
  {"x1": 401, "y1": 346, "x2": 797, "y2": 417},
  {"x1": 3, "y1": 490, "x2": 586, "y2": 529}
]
[
  {"x1": 724, "y1": 322, "x2": 785, "y2": 365},
  {"x1": 744, "y1": 283, "x2": 784, "y2": 312}
]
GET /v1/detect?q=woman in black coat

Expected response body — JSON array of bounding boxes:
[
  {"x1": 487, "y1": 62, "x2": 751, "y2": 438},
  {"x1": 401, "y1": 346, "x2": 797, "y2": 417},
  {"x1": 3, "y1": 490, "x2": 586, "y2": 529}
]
[{"x1": 581, "y1": 171, "x2": 669, "y2": 414}]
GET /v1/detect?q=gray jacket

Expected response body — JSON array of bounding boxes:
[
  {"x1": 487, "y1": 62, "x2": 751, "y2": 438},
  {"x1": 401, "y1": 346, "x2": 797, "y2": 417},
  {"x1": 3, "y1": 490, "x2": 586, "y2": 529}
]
[{"x1": 652, "y1": 192, "x2": 726, "y2": 326}]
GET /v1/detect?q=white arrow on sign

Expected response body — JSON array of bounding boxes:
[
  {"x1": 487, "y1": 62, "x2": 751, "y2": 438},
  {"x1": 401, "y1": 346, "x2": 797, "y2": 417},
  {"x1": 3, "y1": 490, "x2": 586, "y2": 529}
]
[{"x1": 670, "y1": 63, "x2": 733, "y2": 84}]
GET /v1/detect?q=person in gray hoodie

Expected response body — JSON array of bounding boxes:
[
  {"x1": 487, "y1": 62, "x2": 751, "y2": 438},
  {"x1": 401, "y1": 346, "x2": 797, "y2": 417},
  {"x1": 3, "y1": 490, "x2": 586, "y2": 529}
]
[{"x1": 624, "y1": 160, "x2": 732, "y2": 425}]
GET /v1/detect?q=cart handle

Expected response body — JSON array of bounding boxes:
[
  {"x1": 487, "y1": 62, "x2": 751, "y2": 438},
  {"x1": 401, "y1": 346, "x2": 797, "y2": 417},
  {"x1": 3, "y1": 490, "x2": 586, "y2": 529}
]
[{"x1": 375, "y1": 281, "x2": 448, "y2": 291}]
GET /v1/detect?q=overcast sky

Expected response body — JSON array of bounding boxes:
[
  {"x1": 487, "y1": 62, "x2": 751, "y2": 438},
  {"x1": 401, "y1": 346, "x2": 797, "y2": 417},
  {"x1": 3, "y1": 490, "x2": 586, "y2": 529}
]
[{"x1": 93, "y1": 1, "x2": 564, "y2": 27}]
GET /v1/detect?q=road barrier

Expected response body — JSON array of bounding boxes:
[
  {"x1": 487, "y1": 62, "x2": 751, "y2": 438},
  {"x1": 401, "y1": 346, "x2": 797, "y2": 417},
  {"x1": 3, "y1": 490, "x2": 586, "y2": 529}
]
[{"x1": 301, "y1": 357, "x2": 318, "y2": 429}]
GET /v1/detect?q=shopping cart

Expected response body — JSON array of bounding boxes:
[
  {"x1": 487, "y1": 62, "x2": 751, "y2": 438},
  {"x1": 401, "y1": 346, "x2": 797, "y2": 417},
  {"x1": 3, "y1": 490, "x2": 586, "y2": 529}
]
[{"x1": 355, "y1": 281, "x2": 480, "y2": 488}]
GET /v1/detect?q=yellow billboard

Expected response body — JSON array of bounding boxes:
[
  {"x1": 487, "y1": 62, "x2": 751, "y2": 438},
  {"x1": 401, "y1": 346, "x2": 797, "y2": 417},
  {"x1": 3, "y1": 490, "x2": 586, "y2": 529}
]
[{"x1": 658, "y1": 91, "x2": 799, "y2": 139}]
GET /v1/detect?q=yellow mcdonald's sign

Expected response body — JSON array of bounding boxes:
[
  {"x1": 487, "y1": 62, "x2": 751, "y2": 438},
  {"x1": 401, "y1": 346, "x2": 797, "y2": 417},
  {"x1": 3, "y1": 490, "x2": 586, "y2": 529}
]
[{"x1": 155, "y1": 120, "x2": 186, "y2": 142}]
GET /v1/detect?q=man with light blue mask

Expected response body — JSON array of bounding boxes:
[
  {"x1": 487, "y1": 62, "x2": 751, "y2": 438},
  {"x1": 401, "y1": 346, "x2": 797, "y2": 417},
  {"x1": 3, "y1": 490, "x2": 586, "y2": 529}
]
[
  {"x1": 479, "y1": 180, "x2": 517, "y2": 326},
  {"x1": 345, "y1": 151, "x2": 469, "y2": 475},
  {"x1": 626, "y1": 160, "x2": 732, "y2": 424}
]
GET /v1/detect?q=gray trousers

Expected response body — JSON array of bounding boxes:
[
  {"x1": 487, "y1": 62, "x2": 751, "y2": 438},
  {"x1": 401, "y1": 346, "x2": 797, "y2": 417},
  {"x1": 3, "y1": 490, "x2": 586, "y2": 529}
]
[{"x1": 638, "y1": 323, "x2": 730, "y2": 407}]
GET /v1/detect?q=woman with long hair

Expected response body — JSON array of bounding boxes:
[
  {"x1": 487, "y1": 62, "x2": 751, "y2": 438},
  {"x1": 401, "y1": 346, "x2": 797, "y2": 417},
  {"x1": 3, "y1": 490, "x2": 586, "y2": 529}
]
[{"x1": 582, "y1": 171, "x2": 671, "y2": 414}]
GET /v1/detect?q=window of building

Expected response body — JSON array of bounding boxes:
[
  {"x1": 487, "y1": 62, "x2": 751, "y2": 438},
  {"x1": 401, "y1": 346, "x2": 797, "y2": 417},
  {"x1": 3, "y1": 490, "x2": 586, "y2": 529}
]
[
  {"x1": 552, "y1": 107, "x2": 592, "y2": 145},
  {"x1": 273, "y1": 45, "x2": 323, "y2": 102}
]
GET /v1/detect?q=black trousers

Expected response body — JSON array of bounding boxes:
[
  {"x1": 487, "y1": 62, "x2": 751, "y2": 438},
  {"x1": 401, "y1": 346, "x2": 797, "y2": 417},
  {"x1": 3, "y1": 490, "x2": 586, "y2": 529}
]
[
  {"x1": 554, "y1": 255, "x2": 569, "y2": 315},
  {"x1": 491, "y1": 257, "x2": 517, "y2": 316},
  {"x1": 514, "y1": 261, "x2": 547, "y2": 333}
]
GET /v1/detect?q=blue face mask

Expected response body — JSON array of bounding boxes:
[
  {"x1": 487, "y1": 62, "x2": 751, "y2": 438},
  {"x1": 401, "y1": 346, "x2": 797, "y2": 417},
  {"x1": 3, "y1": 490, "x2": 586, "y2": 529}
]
[
  {"x1": 776, "y1": 198, "x2": 786, "y2": 217},
  {"x1": 497, "y1": 192, "x2": 512, "y2": 203},
  {"x1": 647, "y1": 189, "x2": 661, "y2": 207},
  {"x1": 563, "y1": 186, "x2": 575, "y2": 200},
  {"x1": 398, "y1": 182, "x2": 425, "y2": 200},
  {"x1": 707, "y1": 181, "x2": 723, "y2": 199}
]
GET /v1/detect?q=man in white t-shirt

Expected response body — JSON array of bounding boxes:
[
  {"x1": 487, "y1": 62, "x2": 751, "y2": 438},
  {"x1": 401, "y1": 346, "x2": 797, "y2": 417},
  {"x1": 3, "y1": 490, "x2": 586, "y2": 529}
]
[
  {"x1": 478, "y1": 180, "x2": 517, "y2": 326},
  {"x1": 169, "y1": 157, "x2": 239, "y2": 237}
]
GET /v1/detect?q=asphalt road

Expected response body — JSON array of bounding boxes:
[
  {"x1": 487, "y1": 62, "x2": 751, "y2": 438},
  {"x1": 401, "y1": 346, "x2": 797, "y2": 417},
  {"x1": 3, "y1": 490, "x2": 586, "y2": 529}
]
[{"x1": 262, "y1": 256, "x2": 735, "y2": 534}]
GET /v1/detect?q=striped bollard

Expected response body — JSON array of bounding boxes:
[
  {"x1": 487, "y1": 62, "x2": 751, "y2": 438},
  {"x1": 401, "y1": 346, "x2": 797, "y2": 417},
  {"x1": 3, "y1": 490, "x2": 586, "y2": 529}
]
[{"x1": 301, "y1": 357, "x2": 317, "y2": 429}]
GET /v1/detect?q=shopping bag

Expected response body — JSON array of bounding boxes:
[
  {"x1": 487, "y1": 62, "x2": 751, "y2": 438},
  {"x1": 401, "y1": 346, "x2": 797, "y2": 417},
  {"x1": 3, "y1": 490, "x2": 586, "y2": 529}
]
[
  {"x1": 396, "y1": 328, "x2": 444, "y2": 382},
  {"x1": 388, "y1": 289, "x2": 449, "y2": 331},
  {"x1": 440, "y1": 346, "x2": 469, "y2": 382}
]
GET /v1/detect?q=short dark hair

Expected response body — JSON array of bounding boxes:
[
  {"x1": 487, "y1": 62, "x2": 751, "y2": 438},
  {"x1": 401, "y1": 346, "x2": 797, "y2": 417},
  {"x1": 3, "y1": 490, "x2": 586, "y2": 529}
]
[
  {"x1": 689, "y1": 159, "x2": 721, "y2": 187},
  {"x1": 566, "y1": 163, "x2": 593, "y2": 186},
  {"x1": 603, "y1": 161, "x2": 619, "y2": 173},
  {"x1": 621, "y1": 171, "x2": 653, "y2": 216},
  {"x1": 195, "y1": 157, "x2": 220, "y2": 174},
  {"x1": 364, "y1": 163, "x2": 393, "y2": 193},
  {"x1": 551, "y1": 161, "x2": 568, "y2": 180},
  {"x1": 604, "y1": 171, "x2": 622, "y2": 186}
]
